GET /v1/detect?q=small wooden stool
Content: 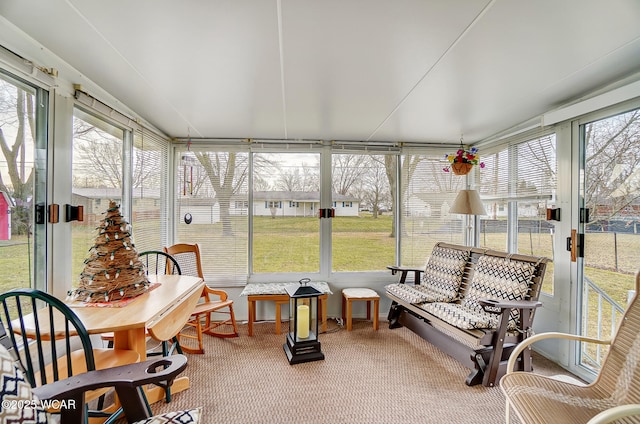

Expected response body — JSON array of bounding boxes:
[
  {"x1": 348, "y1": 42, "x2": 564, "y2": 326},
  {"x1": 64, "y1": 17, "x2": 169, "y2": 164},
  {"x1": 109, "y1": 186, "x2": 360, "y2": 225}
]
[{"x1": 342, "y1": 288, "x2": 379, "y2": 331}]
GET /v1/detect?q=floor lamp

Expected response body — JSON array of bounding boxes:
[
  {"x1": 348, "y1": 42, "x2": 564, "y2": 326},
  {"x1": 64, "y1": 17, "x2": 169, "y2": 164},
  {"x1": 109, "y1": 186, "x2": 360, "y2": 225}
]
[{"x1": 449, "y1": 189, "x2": 486, "y2": 245}]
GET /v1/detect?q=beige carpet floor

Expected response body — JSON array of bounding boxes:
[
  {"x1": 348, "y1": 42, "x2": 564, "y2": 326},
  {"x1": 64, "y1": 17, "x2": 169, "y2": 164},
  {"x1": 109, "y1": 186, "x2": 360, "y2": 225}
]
[{"x1": 145, "y1": 319, "x2": 566, "y2": 423}]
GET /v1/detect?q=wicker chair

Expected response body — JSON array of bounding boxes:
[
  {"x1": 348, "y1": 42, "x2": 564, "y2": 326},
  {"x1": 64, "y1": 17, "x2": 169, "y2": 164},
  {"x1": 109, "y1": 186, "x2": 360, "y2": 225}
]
[
  {"x1": 164, "y1": 243, "x2": 238, "y2": 354},
  {"x1": 501, "y1": 270, "x2": 640, "y2": 424}
]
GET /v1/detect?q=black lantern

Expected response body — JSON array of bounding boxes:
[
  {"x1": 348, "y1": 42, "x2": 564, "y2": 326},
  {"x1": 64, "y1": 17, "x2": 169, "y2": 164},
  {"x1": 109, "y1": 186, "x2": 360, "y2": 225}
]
[{"x1": 283, "y1": 278, "x2": 325, "y2": 364}]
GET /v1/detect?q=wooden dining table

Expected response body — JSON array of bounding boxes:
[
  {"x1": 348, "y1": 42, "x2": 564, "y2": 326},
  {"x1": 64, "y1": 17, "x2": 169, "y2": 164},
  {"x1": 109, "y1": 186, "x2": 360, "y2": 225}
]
[
  {"x1": 73, "y1": 274, "x2": 204, "y2": 403},
  {"x1": 19, "y1": 274, "x2": 204, "y2": 405}
]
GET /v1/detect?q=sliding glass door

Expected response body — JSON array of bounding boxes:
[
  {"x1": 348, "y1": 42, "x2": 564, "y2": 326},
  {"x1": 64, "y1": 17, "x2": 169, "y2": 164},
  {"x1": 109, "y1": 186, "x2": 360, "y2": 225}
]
[
  {"x1": 577, "y1": 106, "x2": 640, "y2": 372},
  {"x1": 0, "y1": 72, "x2": 48, "y2": 292}
]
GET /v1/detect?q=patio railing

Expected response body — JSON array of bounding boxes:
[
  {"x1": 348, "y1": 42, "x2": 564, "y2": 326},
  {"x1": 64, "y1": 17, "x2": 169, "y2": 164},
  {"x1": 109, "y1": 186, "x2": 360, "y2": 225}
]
[{"x1": 581, "y1": 276, "x2": 626, "y2": 369}]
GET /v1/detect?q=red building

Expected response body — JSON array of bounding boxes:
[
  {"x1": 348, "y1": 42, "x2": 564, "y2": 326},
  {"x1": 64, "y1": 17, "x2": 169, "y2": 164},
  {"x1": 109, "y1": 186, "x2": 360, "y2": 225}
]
[{"x1": 0, "y1": 192, "x2": 11, "y2": 240}]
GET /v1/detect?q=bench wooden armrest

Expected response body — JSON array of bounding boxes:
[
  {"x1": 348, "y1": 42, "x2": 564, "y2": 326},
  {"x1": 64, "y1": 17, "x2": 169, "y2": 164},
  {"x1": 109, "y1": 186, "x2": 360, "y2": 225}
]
[
  {"x1": 478, "y1": 298, "x2": 542, "y2": 311},
  {"x1": 386, "y1": 266, "x2": 423, "y2": 284},
  {"x1": 506, "y1": 331, "x2": 612, "y2": 374},
  {"x1": 33, "y1": 355, "x2": 188, "y2": 423}
]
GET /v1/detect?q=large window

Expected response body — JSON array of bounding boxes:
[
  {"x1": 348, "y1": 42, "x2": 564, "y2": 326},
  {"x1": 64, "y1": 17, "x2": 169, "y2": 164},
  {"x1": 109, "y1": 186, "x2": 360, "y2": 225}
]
[
  {"x1": 579, "y1": 108, "x2": 640, "y2": 370},
  {"x1": 331, "y1": 153, "x2": 395, "y2": 272},
  {"x1": 252, "y1": 152, "x2": 320, "y2": 273},
  {"x1": 174, "y1": 148, "x2": 249, "y2": 284},
  {"x1": 130, "y1": 130, "x2": 169, "y2": 253},
  {"x1": 167, "y1": 142, "x2": 556, "y2": 284},
  {"x1": 479, "y1": 133, "x2": 557, "y2": 294},
  {"x1": 71, "y1": 108, "x2": 124, "y2": 285},
  {"x1": 400, "y1": 153, "x2": 465, "y2": 268}
]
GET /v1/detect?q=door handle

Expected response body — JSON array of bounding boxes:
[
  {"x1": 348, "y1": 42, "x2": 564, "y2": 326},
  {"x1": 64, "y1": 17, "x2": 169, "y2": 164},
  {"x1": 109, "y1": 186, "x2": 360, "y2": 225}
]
[
  {"x1": 566, "y1": 229, "x2": 584, "y2": 262},
  {"x1": 570, "y1": 229, "x2": 577, "y2": 262}
]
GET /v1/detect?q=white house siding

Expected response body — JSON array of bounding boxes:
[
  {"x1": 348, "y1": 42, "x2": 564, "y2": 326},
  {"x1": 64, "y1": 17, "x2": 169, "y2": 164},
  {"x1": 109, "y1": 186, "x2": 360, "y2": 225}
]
[
  {"x1": 251, "y1": 192, "x2": 359, "y2": 217},
  {"x1": 253, "y1": 201, "x2": 319, "y2": 217},
  {"x1": 332, "y1": 201, "x2": 359, "y2": 217},
  {"x1": 405, "y1": 195, "x2": 432, "y2": 217},
  {"x1": 252, "y1": 200, "x2": 361, "y2": 217}
]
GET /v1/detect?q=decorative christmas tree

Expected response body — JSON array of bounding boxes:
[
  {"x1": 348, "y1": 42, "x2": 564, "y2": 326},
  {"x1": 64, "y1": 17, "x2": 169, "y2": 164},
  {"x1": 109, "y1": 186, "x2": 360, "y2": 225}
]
[{"x1": 69, "y1": 201, "x2": 150, "y2": 303}]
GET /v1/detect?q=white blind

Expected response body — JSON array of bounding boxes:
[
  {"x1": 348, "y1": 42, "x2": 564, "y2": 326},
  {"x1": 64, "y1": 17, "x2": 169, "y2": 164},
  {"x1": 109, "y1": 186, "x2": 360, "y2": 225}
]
[
  {"x1": 479, "y1": 134, "x2": 556, "y2": 202},
  {"x1": 174, "y1": 147, "x2": 249, "y2": 285},
  {"x1": 477, "y1": 133, "x2": 557, "y2": 265},
  {"x1": 73, "y1": 90, "x2": 172, "y2": 255},
  {"x1": 130, "y1": 129, "x2": 169, "y2": 253},
  {"x1": 400, "y1": 153, "x2": 465, "y2": 267}
]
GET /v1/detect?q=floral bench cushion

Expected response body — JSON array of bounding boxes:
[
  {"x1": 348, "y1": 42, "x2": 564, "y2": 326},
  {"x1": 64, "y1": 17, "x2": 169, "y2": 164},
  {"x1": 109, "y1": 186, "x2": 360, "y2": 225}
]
[
  {"x1": 420, "y1": 255, "x2": 537, "y2": 330},
  {"x1": 385, "y1": 245, "x2": 469, "y2": 303}
]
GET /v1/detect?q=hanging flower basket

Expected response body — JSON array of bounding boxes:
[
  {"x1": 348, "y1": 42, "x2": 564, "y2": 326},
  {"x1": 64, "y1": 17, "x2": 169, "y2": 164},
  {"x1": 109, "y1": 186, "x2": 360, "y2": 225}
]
[
  {"x1": 443, "y1": 144, "x2": 485, "y2": 175},
  {"x1": 451, "y1": 162, "x2": 473, "y2": 175}
]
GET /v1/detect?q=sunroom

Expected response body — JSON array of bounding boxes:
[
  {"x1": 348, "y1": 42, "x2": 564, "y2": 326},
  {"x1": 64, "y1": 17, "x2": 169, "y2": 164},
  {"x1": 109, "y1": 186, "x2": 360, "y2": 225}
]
[{"x1": 1, "y1": 1, "x2": 640, "y2": 422}]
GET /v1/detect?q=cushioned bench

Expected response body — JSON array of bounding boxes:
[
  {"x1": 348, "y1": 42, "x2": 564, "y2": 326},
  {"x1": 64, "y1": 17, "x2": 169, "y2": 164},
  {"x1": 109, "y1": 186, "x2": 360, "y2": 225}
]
[{"x1": 385, "y1": 242, "x2": 549, "y2": 387}]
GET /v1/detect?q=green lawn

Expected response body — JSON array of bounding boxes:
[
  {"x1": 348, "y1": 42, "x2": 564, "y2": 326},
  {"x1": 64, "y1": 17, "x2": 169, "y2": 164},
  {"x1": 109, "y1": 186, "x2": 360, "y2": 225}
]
[
  {"x1": 253, "y1": 215, "x2": 396, "y2": 272},
  {"x1": 3, "y1": 215, "x2": 634, "y2": 370},
  {"x1": 0, "y1": 239, "x2": 33, "y2": 290},
  {"x1": 2, "y1": 218, "x2": 638, "y2": 310}
]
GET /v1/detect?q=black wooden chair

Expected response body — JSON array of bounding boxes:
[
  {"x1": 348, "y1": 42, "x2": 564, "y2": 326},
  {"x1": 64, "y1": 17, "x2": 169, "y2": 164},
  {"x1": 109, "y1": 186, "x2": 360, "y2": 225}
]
[
  {"x1": 0, "y1": 288, "x2": 141, "y2": 423},
  {"x1": 139, "y1": 250, "x2": 182, "y2": 276},
  {"x1": 102, "y1": 250, "x2": 184, "y2": 401},
  {"x1": 139, "y1": 250, "x2": 184, "y2": 356},
  {"x1": 0, "y1": 331, "x2": 201, "y2": 423}
]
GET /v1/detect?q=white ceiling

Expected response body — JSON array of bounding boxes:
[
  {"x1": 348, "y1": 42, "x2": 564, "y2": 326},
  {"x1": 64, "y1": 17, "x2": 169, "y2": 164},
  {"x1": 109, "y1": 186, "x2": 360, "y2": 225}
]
[{"x1": 1, "y1": 0, "x2": 640, "y2": 144}]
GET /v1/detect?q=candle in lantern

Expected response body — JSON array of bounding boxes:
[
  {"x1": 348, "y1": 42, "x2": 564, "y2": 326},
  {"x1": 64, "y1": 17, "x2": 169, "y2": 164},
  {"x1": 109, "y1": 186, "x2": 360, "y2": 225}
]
[{"x1": 297, "y1": 304, "x2": 309, "y2": 339}]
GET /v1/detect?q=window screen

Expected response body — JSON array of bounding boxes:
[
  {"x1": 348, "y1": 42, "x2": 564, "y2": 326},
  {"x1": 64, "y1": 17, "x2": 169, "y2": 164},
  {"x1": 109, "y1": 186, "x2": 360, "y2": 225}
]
[
  {"x1": 174, "y1": 148, "x2": 249, "y2": 285},
  {"x1": 130, "y1": 129, "x2": 169, "y2": 253},
  {"x1": 479, "y1": 133, "x2": 556, "y2": 294},
  {"x1": 400, "y1": 153, "x2": 465, "y2": 268}
]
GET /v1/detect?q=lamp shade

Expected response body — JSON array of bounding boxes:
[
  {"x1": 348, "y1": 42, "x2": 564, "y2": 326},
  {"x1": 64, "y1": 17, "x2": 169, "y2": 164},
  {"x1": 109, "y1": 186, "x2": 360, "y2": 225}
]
[{"x1": 449, "y1": 190, "x2": 486, "y2": 215}]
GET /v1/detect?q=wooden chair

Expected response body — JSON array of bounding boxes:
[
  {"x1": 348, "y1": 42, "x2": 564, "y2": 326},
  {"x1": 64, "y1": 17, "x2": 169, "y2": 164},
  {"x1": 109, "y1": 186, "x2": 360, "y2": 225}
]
[
  {"x1": 501, "y1": 270, "x2": 640, "y2": 424},
  {"x1": 0, "y1": 288, "x2": 141, "y2": 423},
  {"x1": 164, "y1": 243, "x2": 239, "y2": 354},
  {"x1": 0, "y1": 336, "x2": 201, "y2": 423}
]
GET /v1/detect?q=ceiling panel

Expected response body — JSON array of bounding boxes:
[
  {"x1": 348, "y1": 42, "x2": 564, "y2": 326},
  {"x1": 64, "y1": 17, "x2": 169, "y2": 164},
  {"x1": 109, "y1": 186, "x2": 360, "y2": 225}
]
[
  {"x1": 0, "y1": 0, "x2": 639, "y2": 144},
  {"x1": 373, "y1": 0, "x2": 640, "y2": 142},
  {"x1": 279, "y1": 0, "x2": 490, "y2": 140},
  {"x1": 72, "y1": 2, "x2": 287, "y2": 138}
]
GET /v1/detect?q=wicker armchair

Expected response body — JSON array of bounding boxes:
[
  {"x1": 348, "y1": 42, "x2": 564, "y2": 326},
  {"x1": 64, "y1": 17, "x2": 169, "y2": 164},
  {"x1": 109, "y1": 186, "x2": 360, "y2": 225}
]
[{"x1": 501, "y1": 270, "x2": 640, "y2": 423}]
